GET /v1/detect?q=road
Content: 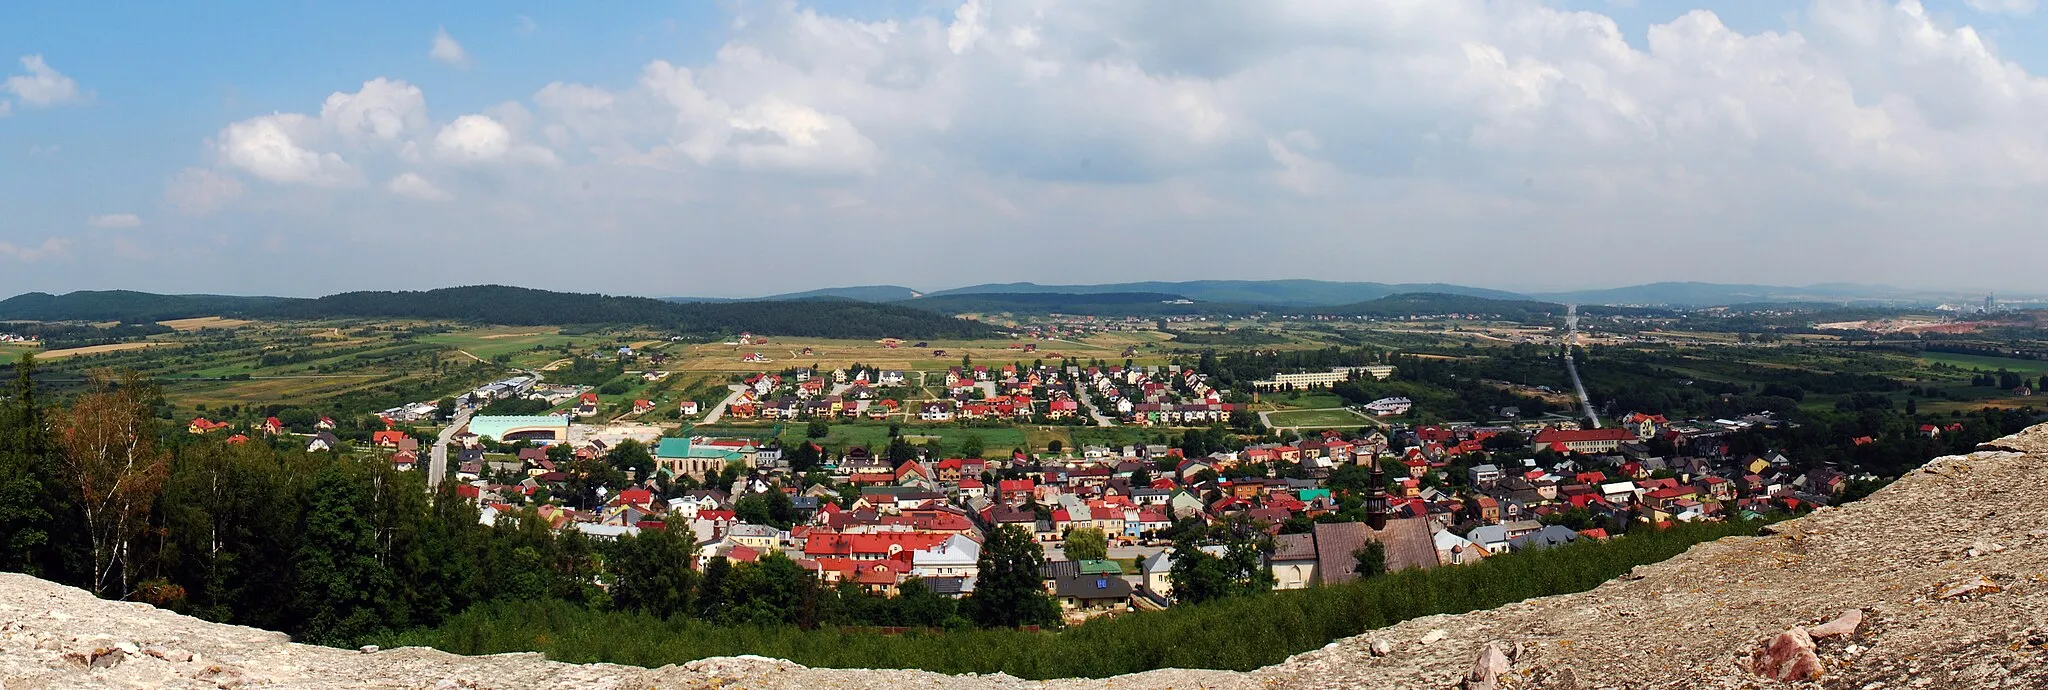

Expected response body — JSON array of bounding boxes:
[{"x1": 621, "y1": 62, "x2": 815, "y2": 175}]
[
  {"x1": 428, "y1": 405, "x2": 472, "y2": 489},
  {"x1": 1071, "y1": 384, "x2": 1117, "y2": 427},
  {"x1": 700, "y1": 384, "x2": 748, "y2": 424},
  {"x1": 1563, "y1": 304, "x2": 1601, "y2": 429}
]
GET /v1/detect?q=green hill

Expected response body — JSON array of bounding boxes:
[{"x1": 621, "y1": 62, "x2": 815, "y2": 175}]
[{"x1": 0, "y1": 285, "x2": 998, "y2": 339}]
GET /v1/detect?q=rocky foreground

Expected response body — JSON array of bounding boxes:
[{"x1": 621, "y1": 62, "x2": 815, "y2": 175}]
[{"x1": 8, "y1": 427, "x2": 2048, "y2": 689}]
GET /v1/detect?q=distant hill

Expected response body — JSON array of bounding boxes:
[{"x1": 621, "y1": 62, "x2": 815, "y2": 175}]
[
  {"x1": 1532, "y1": 282, "x2": 1958, "y2": 307},
  {"x1": 1322, "y1": 293, "x2": 1567, "y2": 321},
  {"x1": 923, "y1": 280, "x2": 1526, "y2": 306},
  {"x1": 0, "y1": 291, "x2": 288, "y2": 322},
  {"x1": 663, "y1": 285, "x2": 923, "y2": 304},
  {"x1": 0, "y1": 286, "x2": 997, "y2": 339},
  {"x1": 897, "y1": 292, "x2": 1258, "y2": 317}
]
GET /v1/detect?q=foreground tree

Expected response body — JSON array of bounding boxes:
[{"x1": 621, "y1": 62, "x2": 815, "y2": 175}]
[
  {"x1": 55, "y1": 371, "x2": 168, "y2": 598},
  {"x1": 965, "y1": 525, "x2": 1057, "y2": 628}
]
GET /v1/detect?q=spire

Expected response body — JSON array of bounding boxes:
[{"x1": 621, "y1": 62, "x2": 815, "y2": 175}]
[{"x1": 1366, "y1": 458, "x2": 1389, "y2": 531}]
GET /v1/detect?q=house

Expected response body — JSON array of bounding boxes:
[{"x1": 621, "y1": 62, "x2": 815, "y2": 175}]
[
  {"x1": 306, "y1": 432, "x2": 342, "y2": 453},
  {"x1": 315, "y1": 417, "x2": 336, "y2": 430},
  {"x1": 1269, "y1": 532, "x2": 1319, "y2": 590},
  {"x1": 1138, "y1": 551, "x2": 1174, "y2": 596},
  {"x1": 632, "y1": 399, "x2": 655, "y2": 415},
  {"x1": 1049, "y1": 562, "x2": 1133, "y2": 612},
  {"x1": 188, "y1": 418, "x2": 231, "y2": 434},
  {"x1": 261, "y1": 417, "x2": 285, "y2": 435},
  {"x1": 576, "y1": 393, "x2": 601, "y2": 417},
  {"x1": 372, "y1": 430, "x2": 410, "y2": 448},
  {"x1": 1467, "y1": 464, "x2": 1505, "y2": 488},
  {"x1": 678, "y1": 400, "x2": 701, "y2": 416},
  {"x1": 1312, "y1": 519, "x2": 1437, "y2": 584}
]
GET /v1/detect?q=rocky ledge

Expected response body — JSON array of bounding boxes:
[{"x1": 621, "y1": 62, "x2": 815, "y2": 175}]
[{"x1": 8, "y1": 425, "x2": 2048, "y2": 689}]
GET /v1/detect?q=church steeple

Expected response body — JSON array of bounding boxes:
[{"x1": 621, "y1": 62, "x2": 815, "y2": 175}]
[{"x1": 1366, "y1": 458, "x2": 1389, "y2": 531}]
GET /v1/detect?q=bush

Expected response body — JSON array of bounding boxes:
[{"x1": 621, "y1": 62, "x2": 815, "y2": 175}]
[{"x1": 378, "y1": 519, "x2": 1771, "y2": 679}]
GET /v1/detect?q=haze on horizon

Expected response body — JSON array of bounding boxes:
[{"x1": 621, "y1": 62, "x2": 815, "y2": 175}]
[{"x1": 5, "y1": 0, "x2": 2048, "y2": 299}]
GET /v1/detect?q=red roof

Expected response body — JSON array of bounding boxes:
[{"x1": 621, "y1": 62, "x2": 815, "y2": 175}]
[{"x1": 1532, "y1": 427, "x2": 1638, "y2": 444}]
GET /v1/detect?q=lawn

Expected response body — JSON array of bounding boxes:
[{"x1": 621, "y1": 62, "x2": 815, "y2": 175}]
[
  {"x1": 421, "y1": 328, "x2": 607, "y2": 363},
  {"x1": 1264, "y1": 392, "x2": 1349, "y2": 410},
  {"x1": 1265, "y1": 408, "x2": 1370, "y2": 429}
]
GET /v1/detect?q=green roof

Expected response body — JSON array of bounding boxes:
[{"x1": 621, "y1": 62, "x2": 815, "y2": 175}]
[
  {"x1": 1077, "y1": 559, "x2": 1122, "y2": 575},
  {"x1": 656, "y1": 437, "x2": 742, "y2": 460}
]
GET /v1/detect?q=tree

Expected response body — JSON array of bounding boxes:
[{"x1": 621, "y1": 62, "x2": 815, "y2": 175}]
[
  {"x1": 0, "y1": 354, "x2": 51, "y2": 574},
  {"x1": 958, "y1": 433, "x2": 985, "y2": 459},
  {"x1": 734, "y1": 490, "x2": 796, "y2": 530},
  {"x1": 1064, "y1": 527, "x2": 1109, "y2": 561},
  {"x1": 1905, "y1": 398, "x2": 1918, "y2": 416},
  {"x1": 965, "y1": 525, "x2": 1057, "y2": 628},
  {"x1": 604, "y1": 527, "x2": 698, "y2": 618},
  {"x1": 606, "y1": 439, "x2": 655, "y2": 480},
  {"x1": 292, "y1": 461, "x2": 399, "y2": 644},
  {"x1": 1352, "y1": 541, "x2": 1387, "y2": 579},
  {"x1": 55, "y1": 371, "x2": 169, "y2": 598},
  {"x1": 806, "y1": 420, "x2": 831, "y2": 438},
  {"x1": 1047, "y1": 440, "x2": 1063, "y2": 454}
]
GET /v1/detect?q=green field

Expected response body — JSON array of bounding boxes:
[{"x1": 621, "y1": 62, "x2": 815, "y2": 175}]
[
  {"x1": 1264, "y1": 392, "x2": 1348, "y2": 410},
  {"x1": 1265, "y1": 408, "x2": 1370, "y2": 429},
  {"x1": 1921, "y1": 352, "x2": 2048, "y2": 377},
  {"x1": 420, "y1": 328, "x2": 613, "y2": 364}
]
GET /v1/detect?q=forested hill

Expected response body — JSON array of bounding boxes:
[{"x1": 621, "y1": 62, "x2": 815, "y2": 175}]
[
  {"x1": 0, "y1": 286, "x2": 1000, "y2": 339},
  {"x1": 1320, "y1": 292, "x2": 1568, "y2": 320},
  {"x1": 0, "y1": 290, "x2": 286, "y2": 322},
  {"x1": 896, "y1": 292, "x2": 1259, "y2": 317}
]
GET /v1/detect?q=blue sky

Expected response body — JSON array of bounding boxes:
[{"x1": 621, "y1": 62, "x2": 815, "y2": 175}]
[{"x1": 5, "y1": 0, "x2": 2048, "y2": 297}]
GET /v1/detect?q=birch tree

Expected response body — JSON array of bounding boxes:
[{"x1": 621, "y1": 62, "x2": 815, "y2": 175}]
[{"x1": 56, "y1": 371, "x2": 167, "y2": 598}]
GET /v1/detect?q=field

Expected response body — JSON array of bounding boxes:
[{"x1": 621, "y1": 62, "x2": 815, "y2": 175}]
[
  {"x1": 419, "y1": 328, "x2": 621, "y2": 366},
  {"x1": 38, "y1": 342, "x2": 159, "y2": 359},
  {"x1": 158, "y1": 316, "x2": 253, "y2": 331},
  {"x1": 663, "y1": 335, "x2": 1139, "y2": 374},
  {"x1": 1921, "y1": 352, "x2": 2048, "y2": 376},
  {"x1": 1264, "y1": 408, "x2": 1370, "y2": 429}
]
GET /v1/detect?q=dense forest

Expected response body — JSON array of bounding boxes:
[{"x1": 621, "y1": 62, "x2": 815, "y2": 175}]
[{"x1": 0, "y1": 286, "x2": 1001, "y2": 340}]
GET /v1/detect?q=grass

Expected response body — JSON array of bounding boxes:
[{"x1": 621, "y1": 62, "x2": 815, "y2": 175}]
[
  {"x1": 1265, "y1": 408, "x2": 1369, "y2": 429},
  {"x1": 1921, "y1": 352, "x2": 2048, "y2": 377},
  {"x1": 1264, "y1": 392, "x2": 1348, "y2": 410},
  {"x1": 379, "y1": 519, "x2": 1774, "y2": 679}
]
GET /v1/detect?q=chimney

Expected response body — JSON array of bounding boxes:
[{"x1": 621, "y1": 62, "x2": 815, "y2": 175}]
[{"x1": 1366, "y1": 459, "x2": 1389, "y2": 531}]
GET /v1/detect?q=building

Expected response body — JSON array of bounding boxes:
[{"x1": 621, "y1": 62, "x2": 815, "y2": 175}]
[
  {"x1": 1251, "y1": 366, "x2": 1395, "y2": 388},
  {"x1": 467, "y1": 415, "x2": 571, "y2": 444},
  {"x1": 656, "y1": 438, "x2": 749, "y2": 477},
  {"x1": 1270, "y1": 532, "x2": 1319, "y2": 590},
  {"x1": 1531, "y1": 427, "x2": 1639, "y2": 454}
]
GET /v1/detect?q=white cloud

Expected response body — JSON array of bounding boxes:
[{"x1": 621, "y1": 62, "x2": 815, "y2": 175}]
[
  {"x1": 1965, "y1": 0, "x2": 2036, "y2": 16},
  {"x1": 515, "y1": 15, "x2": 538, "y2": 35},
  {"x1": 0, "y1": 237, "x2": 71, "y2": 263},
  {"x1": 164, "y1": 167, "x2": 246, "y2": 216},
  {"x1": 158, "y1": 1, "x2": 2048, "y2": 291},
  {"x1": 321, "y1": 77, "x2": 428, "y2": 142},
  {"x1": 431, "y1": 27, "x2": 471, "y2": 68},
  {"x1": 3, "y1": 55, "x2": 83, "y2": 107},
  {"x1": 216, "y1": 113, "x2": 359, "y2": 186},
  {"x1": 386, "y1": 172, "x2": 452, "y2": 201},
  {"x1": 86, "y1": 213, "x2": 142, "y2": 229}
]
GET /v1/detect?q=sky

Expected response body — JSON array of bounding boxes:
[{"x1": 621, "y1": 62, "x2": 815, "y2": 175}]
[{"x1": 5, "y1": 0, "x2": 2048, "y2": 298}]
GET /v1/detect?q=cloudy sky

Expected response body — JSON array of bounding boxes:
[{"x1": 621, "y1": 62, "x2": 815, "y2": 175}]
[{"x1": 4, "y1": 0, "x2": 2048, "y2": 298}]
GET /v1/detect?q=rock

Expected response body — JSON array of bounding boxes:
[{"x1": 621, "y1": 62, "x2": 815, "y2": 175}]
[
  {"x1": 359, "y1": 644, "x2": 380, "y2": 654},
  {"x1": 1368, "y1": 638, "x2": 1393, "y2": 657},
  {"x1": 1465, "y1": 642, "x2": 1513, "y2": 690},
  {"x1": 1750, "y1": 628, "x2": 1823, "y2": 681},
  {"x1": 1420, "y1": 629, "x2": 1448, "y2": 645},
  {"x1": 66, "y1": 647, "x2": 126, "y2": 670},
  {"x1": 1936, "y1": 576, "x2": 2002, "y2": 600},
  {"x1": 143, "y1": 646, "x2": 194, "y2": 663},
  {"x1": 114, "y1": 640, "x2": 139, "y2": 656},
  {"x1": 1810, "y1": 609, "x2": 1864, "y2": 639}
]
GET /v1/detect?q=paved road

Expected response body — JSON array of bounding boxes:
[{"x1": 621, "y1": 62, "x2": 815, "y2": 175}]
[
  {"x1": 428, "y1": 405, "x2": 472, "y2": 489},
  {"x1": 700, "y1": 384, "x2": 747, "y2": 425},
  {"x1": 1072, "y1": 385, "x2": 1117, "y2": 427},
  {"x1": 1563, "y1": 304, "x2": 1601, "y2": 428}
]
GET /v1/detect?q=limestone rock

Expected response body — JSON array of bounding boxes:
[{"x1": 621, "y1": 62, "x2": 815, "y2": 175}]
[
  {"x1": 1750, "y1": 627, "x2": 1823, "y2": 681},
  {"x1": 1465, "y1": 642, "x2": 1512, "y2": 689},
  {"x1": 1809, "y1": 609, "x2": 1863, "y2": 639}
]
